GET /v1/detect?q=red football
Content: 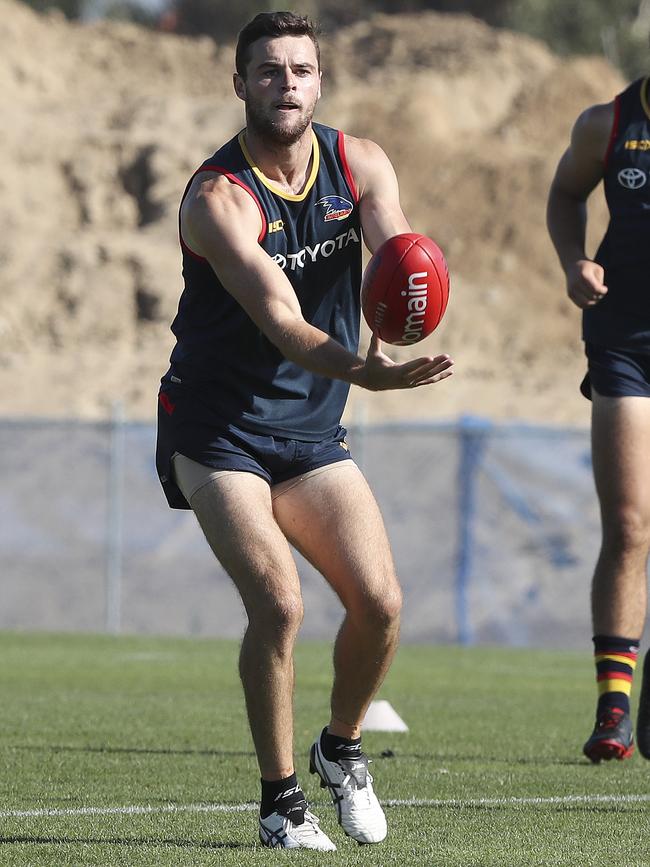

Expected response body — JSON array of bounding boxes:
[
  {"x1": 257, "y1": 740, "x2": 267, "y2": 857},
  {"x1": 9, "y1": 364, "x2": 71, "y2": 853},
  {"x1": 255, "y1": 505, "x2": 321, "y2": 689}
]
[{"x1": 361, "y1": 233, "x2": 450, "y2": 345}]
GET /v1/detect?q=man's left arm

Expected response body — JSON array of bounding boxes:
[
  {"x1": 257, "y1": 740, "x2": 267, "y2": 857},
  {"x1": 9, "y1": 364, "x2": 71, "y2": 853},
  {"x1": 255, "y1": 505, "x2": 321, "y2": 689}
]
[
  {"x1": 343, "y1": 136, "x2": 412, "y2": 253},
  {"x1": 343, "y1": 134, "x2": 454, "y2": 381}
]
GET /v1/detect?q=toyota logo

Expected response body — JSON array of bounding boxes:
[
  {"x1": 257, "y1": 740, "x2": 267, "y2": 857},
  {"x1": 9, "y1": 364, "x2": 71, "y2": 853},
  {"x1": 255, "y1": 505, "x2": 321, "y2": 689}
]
[{"x1": 618, "y1": 167, "x2": 647, "y2": 189}]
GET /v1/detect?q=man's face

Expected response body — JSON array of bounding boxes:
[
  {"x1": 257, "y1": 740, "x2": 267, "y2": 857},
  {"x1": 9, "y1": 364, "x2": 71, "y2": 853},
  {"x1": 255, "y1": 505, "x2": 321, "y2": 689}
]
[{"x1": 234, "y1": 35, "x2": 321, "y2": 145}]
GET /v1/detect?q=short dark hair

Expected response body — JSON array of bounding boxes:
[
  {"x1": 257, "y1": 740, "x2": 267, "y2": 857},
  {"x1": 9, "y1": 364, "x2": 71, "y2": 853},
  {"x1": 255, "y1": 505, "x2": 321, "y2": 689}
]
[{"x1": 235, "y1": 11, "x2": 320, "y2": 78}]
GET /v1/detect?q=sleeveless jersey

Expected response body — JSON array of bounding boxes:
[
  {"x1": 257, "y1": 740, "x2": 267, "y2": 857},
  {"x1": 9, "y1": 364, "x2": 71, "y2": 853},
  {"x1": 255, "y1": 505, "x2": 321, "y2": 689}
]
[
  {"x1": 585, "y1": 77, "x2": 650, "y2": 350},
  {"x1": 162, "y1": 122, "x2": 362, "y2": 440}
]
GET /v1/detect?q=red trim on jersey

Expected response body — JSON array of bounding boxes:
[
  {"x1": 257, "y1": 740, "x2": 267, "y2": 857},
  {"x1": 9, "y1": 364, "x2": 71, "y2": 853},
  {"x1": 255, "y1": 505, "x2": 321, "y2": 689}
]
[
  {"x1": 159, "y1": 392, "x2": 176, "y2": 416},
  {"x1": 180, "y1": 234, "x2": 209, "y2": 262},
  {"x1": 338, "y1": 130, "x2": 359, "y2": 204},
  {"x1": 178, "y1": 163, "x2": 267, "y2": 261},
  {"x1": 603, "y1": 95, "x2": 621, "y2": 168}
]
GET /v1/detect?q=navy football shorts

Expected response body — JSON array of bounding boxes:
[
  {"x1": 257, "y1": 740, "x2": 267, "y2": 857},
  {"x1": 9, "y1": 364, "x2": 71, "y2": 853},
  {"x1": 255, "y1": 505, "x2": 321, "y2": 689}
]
[
  {"x1": 580, "y1": 342, "x2": 650, "y2": 400},
  {"x1": 156, "y1": 385, "x2": 353, "y2": 510}
]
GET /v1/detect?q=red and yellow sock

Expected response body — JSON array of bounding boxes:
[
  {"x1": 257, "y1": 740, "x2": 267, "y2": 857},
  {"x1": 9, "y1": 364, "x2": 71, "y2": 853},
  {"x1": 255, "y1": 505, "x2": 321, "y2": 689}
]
[{"x1": 593, "y1": 634, "x2": 640, "y2": 716}]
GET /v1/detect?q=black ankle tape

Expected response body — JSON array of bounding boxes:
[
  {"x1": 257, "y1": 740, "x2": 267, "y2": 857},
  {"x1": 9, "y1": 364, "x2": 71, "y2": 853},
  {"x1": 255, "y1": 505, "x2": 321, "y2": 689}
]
[
  {"x1": 260, "y1": 773, "x2": 306, "y2": 820},
  {"x1": 321, "y1": 727, "x2": 362, "y2": 762}
]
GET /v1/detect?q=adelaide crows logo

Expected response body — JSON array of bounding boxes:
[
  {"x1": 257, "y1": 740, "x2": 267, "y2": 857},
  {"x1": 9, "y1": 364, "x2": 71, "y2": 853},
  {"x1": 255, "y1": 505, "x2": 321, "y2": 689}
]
[{"x1": 316, "y1": 195, "x2": 353, "y2": 222}]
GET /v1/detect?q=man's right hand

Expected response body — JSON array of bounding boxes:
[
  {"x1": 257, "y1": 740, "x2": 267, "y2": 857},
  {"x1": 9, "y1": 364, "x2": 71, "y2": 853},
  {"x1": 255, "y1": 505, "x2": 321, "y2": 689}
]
[{"x1": 566, "y1": 259, "x2": 608, "y2": 309}]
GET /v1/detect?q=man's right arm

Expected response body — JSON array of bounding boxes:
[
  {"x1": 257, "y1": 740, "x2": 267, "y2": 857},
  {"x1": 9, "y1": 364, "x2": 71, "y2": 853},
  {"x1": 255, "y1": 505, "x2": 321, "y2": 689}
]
[
  {"x1": 181, "y1": 173, "x2": 452, "y2": 391},
  {"x1": 546, "y1": 102, "x2": 614, "y2": 309}
]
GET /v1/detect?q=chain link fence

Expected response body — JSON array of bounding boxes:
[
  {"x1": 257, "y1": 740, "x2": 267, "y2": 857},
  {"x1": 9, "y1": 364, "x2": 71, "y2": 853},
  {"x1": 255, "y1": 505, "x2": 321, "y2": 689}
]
[{"x1": 0, "y1": 413, "x2": 602, "y2": 647}]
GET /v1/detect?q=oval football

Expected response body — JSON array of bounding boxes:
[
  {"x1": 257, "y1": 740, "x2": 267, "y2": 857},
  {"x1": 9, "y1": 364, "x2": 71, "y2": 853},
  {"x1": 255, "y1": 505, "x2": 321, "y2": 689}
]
[{"x1": 361, "y1": 233, "x2": 449, "y2": 345}]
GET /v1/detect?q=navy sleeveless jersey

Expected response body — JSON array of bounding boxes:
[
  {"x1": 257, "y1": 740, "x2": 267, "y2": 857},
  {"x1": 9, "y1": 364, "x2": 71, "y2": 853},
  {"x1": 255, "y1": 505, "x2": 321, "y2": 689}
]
[
  {"x1": 585, "y1": 77, "x2": 650, "y2": 350},
  {"x1": 162, "y1": 122, "x2": 362, "y2": 440}
]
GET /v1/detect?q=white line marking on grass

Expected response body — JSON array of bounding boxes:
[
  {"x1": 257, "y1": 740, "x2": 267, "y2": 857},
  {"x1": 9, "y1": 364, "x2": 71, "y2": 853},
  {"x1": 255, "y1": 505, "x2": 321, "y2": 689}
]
[
  {"x1": 0, "y1": 804, "x2": 258, "y2": 819},
  {"x1": 385, "y1": 794, "x2": 650, "y2": 808},
  {"x1": 2, "y1": 793, "x2": 650, "y2": 820}
]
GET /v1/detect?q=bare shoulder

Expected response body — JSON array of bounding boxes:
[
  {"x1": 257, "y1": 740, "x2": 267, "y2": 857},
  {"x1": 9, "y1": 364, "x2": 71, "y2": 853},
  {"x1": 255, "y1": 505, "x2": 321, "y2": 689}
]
[
  {"x1": 570, "y1": 100, "x2": 616, "y2": 162},
  {"x1": 183, "y1": 171, "x2": 258, "y2": 223},
  {"x1": 343, "y1": 134, "x2": 391, "y2": 170},
  {"x1": 181, "y1": 170, "x2": 262, "y2": 253},
  {"x1": 342, "y1": 134, "x2": 396, "y2": 196},
  {"x1": 548, "y1": 100, "x2": 616, "y2": 199}
]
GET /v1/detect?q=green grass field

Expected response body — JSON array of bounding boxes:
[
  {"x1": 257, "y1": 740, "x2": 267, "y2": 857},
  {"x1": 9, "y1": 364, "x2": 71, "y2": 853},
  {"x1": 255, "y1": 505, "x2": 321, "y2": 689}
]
[{"x1": 1, "y1": 631, "x2": 649, "y2": 866}]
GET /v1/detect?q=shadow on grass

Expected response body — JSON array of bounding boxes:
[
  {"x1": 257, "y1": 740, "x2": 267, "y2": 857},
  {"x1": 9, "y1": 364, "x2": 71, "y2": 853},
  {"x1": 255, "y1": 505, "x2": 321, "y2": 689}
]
[
  {"x1": 0, "y1": 834, "x2": 247, "y2": 850},
  {"x1": 14, "y1": 745, "x2": 256, "y2": 758},
  {"x1": 13, "y1": 744, "x2": 587, "y2": 766},
  {"x1": 376, "y1": 752, "x2": 586, "y2": 767}
]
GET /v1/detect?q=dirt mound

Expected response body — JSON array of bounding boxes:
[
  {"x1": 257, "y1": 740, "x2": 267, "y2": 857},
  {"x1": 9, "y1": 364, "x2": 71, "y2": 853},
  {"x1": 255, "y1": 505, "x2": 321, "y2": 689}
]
[{"x1": 1, "y1": 1, "x2": 625, "y2": 423}]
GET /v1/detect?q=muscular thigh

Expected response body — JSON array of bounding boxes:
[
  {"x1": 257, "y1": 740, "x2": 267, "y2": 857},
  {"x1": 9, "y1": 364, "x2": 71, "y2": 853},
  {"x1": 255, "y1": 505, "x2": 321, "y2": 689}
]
[
  {"x1": 271, "y1": 462, "x2": 398, "y2": 608},
  {"x1": 181, "y1": 466, "x2": 301, "y2": 613},
  {"x1": 591, "y1": 392, "x2": 650, "y2": 521}
]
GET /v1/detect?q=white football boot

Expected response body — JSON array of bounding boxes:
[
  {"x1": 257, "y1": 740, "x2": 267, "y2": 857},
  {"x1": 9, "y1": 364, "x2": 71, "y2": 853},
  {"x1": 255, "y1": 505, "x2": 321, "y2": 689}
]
[
  {"x1": 309, "y1": 730, "x2": 387, "y2": 844},
  {"x1": 259, "y1": 806, "x2": 337, "y2": 851}
]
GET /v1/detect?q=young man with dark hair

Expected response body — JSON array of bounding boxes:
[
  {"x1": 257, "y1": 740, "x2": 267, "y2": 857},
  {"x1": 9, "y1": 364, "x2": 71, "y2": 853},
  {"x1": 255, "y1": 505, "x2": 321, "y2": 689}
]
[
  {"x1": 156, "y1": 11, "x2": 453, "y2": 849},
  {"x1": 235, "y1": 9, "x2": 320, "y2": 76},
  {"x1": 547, "y1": 75, "x2": 650, "y2": 764}
]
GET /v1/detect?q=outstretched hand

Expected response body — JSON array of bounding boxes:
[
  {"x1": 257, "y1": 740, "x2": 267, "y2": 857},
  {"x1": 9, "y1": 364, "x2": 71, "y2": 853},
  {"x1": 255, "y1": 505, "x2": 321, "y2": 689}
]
[{"x1": 360, "y1": 333, "x2": 454, "y2": 391}]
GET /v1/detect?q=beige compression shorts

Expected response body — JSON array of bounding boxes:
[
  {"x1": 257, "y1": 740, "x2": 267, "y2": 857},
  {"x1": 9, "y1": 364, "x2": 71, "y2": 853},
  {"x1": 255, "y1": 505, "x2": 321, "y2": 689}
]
[{"x1": 171, "y1": 452, "x2": 358, "y2": 505}]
